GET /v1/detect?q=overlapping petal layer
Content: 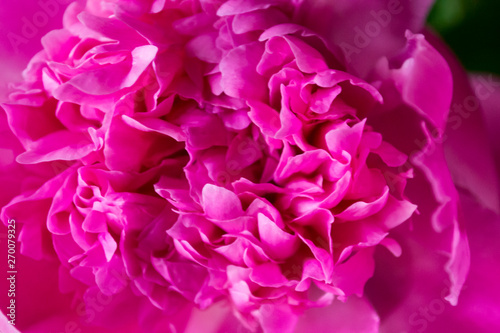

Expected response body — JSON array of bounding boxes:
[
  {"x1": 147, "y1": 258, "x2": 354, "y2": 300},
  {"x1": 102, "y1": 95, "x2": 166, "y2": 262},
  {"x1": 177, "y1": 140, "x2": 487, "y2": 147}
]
[{"x1": 0, "y1": 0, "x2": 490, "y2": 332}]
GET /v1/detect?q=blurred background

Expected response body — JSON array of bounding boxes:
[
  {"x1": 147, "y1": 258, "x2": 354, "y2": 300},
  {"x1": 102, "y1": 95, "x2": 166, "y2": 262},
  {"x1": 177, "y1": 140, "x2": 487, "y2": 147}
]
[{"x1": 428, "y1": 0, "x2": 500, "y2": 76}]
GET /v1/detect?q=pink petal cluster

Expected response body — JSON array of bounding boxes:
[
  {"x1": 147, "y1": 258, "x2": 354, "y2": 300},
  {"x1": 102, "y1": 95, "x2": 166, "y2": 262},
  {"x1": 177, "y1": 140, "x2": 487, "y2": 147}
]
[{"x1": 1, "y1": 0, "x2": 498, "y2": 332}]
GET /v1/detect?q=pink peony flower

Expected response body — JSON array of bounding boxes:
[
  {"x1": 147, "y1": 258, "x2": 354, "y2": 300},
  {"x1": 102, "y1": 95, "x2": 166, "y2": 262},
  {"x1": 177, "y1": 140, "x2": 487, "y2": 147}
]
[{"x1": 1, "y1": 0, "x2": 499, "y2": 332}]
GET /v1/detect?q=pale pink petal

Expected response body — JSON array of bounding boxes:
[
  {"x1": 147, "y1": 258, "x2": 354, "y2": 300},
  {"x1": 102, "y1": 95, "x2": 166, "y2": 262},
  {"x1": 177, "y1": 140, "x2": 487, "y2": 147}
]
[{"x1": 294, "y1": 296, "x2": 379, "y2": 333}]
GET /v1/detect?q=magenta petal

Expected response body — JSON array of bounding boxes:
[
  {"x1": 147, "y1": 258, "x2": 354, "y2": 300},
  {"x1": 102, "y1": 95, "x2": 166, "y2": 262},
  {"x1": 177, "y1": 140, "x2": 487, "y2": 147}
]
[
  {"x1": 16, "y1": 130, "x2": 94, "y2": 164},
  {"x1": 104, "y1": 114, "x2": 183, "y2": 172},
  {"x1": 248, "y1": 100, "x2": 281, "y2": 136},
  {"x1": 121, "y1": 115, "x2": 186, "y2": 142},
  {"x1": 220, "y1": 43, "x2": 267, "y2": 100},
  {"x1": 412, "y1": 123, "x2": 470, "y2": 304},
  {"x1": 47, "y1": 173, "x2": 77, "y2": 235},
  {"x1": 325, "y1": 120, "x2": 365, "y2": 158},
  {"x1": 425, "y1": 193, "x2": 500, "y2": 333},
  {"x1": 185, "y1": 115, "x2": 228, "y2": 150},
  {"x1": 217, "y1": 0, "x2": 282, "y2": 16},
  {"x1": 294, "y1": 296, "x2": 379, "y2": 333},
  {"x1": 310, "y1": 85, "x2": 342, "y2": 114},
  {"x1": 226, "y1": 133, "x2": 264, "y2": 169},
  {"x1": 258, "y1": 213, "x2": 300, "y2": 261},
  {"x1": 62, "y1": 45, "x2": 158, "y2": 95},
  {"x1": 186, "y1": 33, "x2": 222, "y2": 63},
  {"x1": 151, "y1": 258, "x2": 208, "y2": 300},
  {"x1": 232, "y1": 8, "x2": 288, "y2": 34},
  {"x1": 82, "y1": 210, "x2": 108, "y2": 233},
  {"x1": 183, "y1": 301, "x2": 244, "y2": 333},
  {"x1": 335, "y1": 187, "x2": 389, "y2": 221},
  {"x1": 2, "y1": 0, "x2": 494, "y2": 332},
  {"x1": 275, "y1": 93, "x2": 302, "y2": 139},
  {"x1": 299, "y1": 0, "x2": 435, "y2": 77},
  {"x1": 0, "y1": 312, "x2": 20, "y2": 332},
  {"x1": 202, "y1": 184, "x2": 244, "y2": 220},
  {"x1": 424, "y1": 31, "x2": 500, "y2": 214},
  {"x1": 332, "y1": 248, "x2": 375, "y2": 298},
  {"x1": 249, "y1": 262, "x2": 289, "y2": 287},
  {"x1": 474, "y1": 74, "x2": 500, "y2": 178},
  {"x1": 2, "y1": 99, "x2": 64, "y2": 148},
  {"x1": 283, "y1": 35, "x2": 328, "y2": 74},
  {"x1": 378, "y1": 32, "x2": 453, "y2": 131},
  {"x1": 2, "y1": 166, "x2": 76, "y2": 260},
  {"x1": 372, "y1": 141, "x2": 408, "y2": 167},
  {"x1": 257, "y1": 303, "x2": 298, "y2": 333},
  {"x1": 368, "y1": 193, "x2": 497, "y2": 333}
]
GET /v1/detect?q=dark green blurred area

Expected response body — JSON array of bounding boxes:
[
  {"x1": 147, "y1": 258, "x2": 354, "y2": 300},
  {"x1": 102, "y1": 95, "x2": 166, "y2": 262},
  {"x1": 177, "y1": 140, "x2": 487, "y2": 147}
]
[{"x1": 428, "y1": 0, "x2": 500, "y2": 75}]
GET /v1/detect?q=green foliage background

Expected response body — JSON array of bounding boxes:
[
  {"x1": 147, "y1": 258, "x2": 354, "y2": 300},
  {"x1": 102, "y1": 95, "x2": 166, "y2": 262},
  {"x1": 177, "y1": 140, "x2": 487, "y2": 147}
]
[{"x1": 428, "y1": 0, "x2": 500, "y2": 75}]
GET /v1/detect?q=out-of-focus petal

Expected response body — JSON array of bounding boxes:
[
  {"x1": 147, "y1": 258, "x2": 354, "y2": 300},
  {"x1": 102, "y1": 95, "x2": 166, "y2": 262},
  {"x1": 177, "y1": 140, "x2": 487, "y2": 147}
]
[
  {"x1": 294, "y1": 296, "x2": 379, "y2": 333},
  {"x1": 368, "y1": 192, "x2": 499, "y2": 333},
  {"x1": 298, "y1": 0, "x2": 435, "y2": 77},
  {"x1": 374, "y1": 31, "x2": 453, "y2": 131},
  {"x1": 471, "y1": 74, "x2": 500, "y2": 180}
]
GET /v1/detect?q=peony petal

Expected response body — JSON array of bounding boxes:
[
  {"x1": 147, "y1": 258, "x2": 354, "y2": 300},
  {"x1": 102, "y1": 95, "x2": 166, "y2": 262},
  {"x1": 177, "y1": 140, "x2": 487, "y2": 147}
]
[
  {"x1": 258, "y1": 213, "x2": 300, "y2": 261},
  {"x1": 332, "y1": 248, "x2": 375, "y2": 298},
  {"x1": 16, "y1": 130, "x2": 94, "y2": 164},
  {"x1": 220, "y1": 42, "x2": 267, "y2": 101},
  {"x1": 202, "y1": 184, "x2": 244, "y2": 220},
  {"x1": 473, "y1": 74, "x2": 500, "y2": 179},
  {"x1": 325, "y1": 119, "x2": 365, "y2": 158},
  {"x1": 217, "y1": 0, "x2": 283, "y2": 16},
  {"x1": 368, "y1": 193, "x2": 496, "y2": 333},
  {"x1": 376, "y1": 32, "x2": 453, "y2": 131},
  {"x1": 248, "y1": 100, "x2": 281, "y2": 137},
  {"x1": 424, "y1": 31, "x2": 500, "y2": 214},
  {"x1": 299, "y1": 0, "x2": 435, "y2": 77},
  {"x1": 294, "y1": 296, "x2": 380, "y2": 333},
  {"x1": 61, "y1": 45, "x2": 158, "y2": 95},
  {"x1": 335, "y1": 187, "x2": 389, "y2": 221},
  {"x1": 283, "y1": 35, "x2": 328, "y2": 74},
  {"x1": 250, "y1": 262, "x2": 289, "y2": 287},
  {"x1": 2, "y1": 99, "x2": 64, "y2": 149},
  {"x1": 121, "y1": 115, "x2": 186, "y2": 142},
  {"x1": 257, "y1": 303, "x2": 298, "y2": 333},
  {"x1": 232, "y1": 8, "x2": 288, "y2": 35},
  {"x1": 104, "y1": 114, "x2": 183, "y2": 172}
]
